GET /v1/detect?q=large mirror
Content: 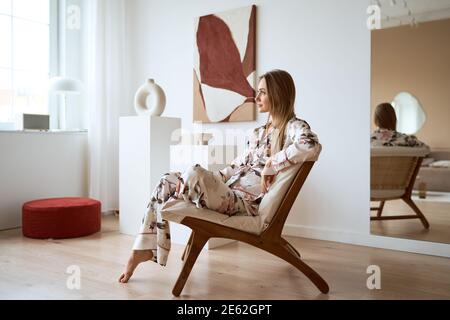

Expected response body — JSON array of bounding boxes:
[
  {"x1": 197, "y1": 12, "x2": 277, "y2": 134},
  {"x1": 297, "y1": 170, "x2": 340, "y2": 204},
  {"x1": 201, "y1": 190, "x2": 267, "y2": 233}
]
[
  {"x1": 370, "y1": 1, "x2": 450, "y2": 245},
  {"x1": 392, "y1": 91, "x2": 426, "y2": 135}
]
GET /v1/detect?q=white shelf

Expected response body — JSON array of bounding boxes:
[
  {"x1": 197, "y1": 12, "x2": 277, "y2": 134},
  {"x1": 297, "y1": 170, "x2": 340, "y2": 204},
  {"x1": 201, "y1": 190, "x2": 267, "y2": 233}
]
[
  {"x1": 119, "y1": 116, "x2": 181, "y2": 236},
  {"x1": 119, "y1": 118, "x2": 238, "y2": 250}
]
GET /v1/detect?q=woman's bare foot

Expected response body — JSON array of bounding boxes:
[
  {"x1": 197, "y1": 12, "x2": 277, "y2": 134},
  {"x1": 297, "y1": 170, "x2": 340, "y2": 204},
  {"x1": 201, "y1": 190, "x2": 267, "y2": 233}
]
[{"x1": 118, "y1": 250, "x2": 153, "y2": 283}]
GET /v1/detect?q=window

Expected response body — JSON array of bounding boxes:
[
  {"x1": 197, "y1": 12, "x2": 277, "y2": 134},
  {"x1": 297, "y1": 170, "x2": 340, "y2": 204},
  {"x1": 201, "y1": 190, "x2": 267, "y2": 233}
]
[{"x1": 0, "y1": 0, "x2": 56, "y2": 126}]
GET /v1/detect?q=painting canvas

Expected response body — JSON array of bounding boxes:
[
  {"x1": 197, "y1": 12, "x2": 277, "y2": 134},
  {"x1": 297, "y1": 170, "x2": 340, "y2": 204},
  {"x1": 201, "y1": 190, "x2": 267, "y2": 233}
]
[{"x1": 194, "y1": 5, "x2": 256, "y2": 123}]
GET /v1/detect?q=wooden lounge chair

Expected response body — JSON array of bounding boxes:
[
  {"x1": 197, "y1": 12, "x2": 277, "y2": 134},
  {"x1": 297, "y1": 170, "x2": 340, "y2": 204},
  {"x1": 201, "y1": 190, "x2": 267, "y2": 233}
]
[
  {"x1": 370, "y1": 147, "x2": 430, "y2": 228},
  {"x1": 161, "y1": 161, "x2": 330, "y2": 296}
]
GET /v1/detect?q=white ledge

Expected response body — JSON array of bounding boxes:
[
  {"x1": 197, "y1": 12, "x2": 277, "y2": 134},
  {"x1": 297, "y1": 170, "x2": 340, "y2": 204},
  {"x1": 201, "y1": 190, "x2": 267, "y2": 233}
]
[{"x1": 0, "y1": 129, "x2": 88, "y2": 135}]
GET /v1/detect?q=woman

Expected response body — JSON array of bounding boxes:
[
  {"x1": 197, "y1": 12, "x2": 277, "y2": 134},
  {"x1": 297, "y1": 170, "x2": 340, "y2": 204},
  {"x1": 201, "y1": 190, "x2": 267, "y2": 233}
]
[
  {"x1": 118, "y1": 69, "x2": 321, "y2": 283},
  {"x1": 371, "y1": 103, "x2": 428, "y2": 148}
]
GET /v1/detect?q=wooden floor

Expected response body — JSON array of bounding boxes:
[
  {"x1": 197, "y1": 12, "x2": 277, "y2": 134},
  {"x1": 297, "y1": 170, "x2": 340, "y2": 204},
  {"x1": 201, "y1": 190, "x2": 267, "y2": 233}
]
[
  {"x1": 0, "y1": 215, "x2": 449, "y2": 300},
  {"x1": 371, "y1": 198, "x2": 450, "y2": 244}
]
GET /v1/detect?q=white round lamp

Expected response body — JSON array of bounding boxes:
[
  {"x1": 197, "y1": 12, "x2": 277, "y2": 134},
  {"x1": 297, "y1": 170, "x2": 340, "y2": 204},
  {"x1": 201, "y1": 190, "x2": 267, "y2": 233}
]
[{"x1": 49, "y1": 77, "x2": 84, "y2": 130}]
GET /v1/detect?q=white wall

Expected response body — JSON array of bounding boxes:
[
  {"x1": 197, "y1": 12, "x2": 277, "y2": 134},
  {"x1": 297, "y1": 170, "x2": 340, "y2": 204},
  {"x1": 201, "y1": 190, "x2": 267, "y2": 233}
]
[
  {"x1": 126, "y1": 0, "x2": 370, "y2": 231},
  {"x1": 0, "y1": 132, "x2": 88, "y2": 230},
  {"x1": 124, "y1": 0, "x2": 449, "y2": 256}
]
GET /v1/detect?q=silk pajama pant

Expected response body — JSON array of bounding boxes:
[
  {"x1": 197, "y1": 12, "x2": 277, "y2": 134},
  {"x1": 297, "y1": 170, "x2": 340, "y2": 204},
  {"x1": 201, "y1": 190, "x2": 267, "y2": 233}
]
[{"x1": 132, "y1": 164, "x2": 247, "y2": 266}]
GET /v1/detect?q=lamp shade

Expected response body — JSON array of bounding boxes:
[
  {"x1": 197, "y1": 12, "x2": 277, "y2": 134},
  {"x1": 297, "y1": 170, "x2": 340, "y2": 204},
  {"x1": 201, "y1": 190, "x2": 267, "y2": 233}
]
[{"x1": 49, "y1": 77, "x2": 83, "y2": 94}]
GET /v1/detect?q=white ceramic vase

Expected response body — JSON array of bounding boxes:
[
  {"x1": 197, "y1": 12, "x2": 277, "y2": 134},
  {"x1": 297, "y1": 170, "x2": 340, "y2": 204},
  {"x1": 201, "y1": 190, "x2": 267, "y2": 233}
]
[{"x1": 134, "y1": 79, "x2": 166, "y2": 116}]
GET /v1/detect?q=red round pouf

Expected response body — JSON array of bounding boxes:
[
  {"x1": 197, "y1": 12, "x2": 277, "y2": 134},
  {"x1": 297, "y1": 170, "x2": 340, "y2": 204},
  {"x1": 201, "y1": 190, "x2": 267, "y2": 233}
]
[{"x1": 22, "y1": 197, "x2": 101, "y2": 239}]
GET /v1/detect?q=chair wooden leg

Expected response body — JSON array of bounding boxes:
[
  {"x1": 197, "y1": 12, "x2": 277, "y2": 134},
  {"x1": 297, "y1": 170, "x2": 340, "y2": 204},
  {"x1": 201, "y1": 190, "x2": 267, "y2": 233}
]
[
  {"x1": 377, "y1": 201, "x2": 385, "y2": 217},
  {"x1": 181, "y1": 232, "x2": 194, "y2": 262},
  {"x1": 403, "y1": 197, "x2": 430, "y2": 229},
  {"x1": 172, "y1": 231, "x2": 209, "y2": 297},
  {"x1": 281, "y1": 238, "x2": 301, "y2": 259},
  {"x1": 275, "y1": 243, "x2": 329, "y2": 294}
]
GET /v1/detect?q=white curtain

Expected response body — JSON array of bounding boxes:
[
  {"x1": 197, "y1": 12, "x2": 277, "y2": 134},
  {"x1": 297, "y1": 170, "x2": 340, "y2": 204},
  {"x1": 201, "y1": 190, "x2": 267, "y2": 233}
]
[{"x1": 85, "y1": 0, "x2": 126, "y2": 213}]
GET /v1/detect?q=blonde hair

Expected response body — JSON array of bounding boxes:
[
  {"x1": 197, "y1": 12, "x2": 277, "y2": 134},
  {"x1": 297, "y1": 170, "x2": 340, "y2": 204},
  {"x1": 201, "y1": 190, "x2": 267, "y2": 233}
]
[{"x1": 260, "y1": 69, "x2": 296, "y2": 154}]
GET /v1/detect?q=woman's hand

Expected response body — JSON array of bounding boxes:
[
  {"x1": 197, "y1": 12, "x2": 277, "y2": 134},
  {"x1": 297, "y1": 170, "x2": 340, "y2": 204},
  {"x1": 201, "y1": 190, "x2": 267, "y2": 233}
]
[
  {"x1": 175, "y1": 180, "x2": 181, "y2": 194},
  {"x1": 261, "y1": 159, "x2": 276, "y2": 193},
  {"x1": 261, "y1": 174, "x2": 275, "y2": 194}
]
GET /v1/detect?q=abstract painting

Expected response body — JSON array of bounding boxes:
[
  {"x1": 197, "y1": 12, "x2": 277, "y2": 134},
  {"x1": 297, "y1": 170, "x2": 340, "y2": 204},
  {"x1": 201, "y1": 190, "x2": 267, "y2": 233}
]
[{"x1": 194, "y1": 5, "x2": 256, "y2": 123}]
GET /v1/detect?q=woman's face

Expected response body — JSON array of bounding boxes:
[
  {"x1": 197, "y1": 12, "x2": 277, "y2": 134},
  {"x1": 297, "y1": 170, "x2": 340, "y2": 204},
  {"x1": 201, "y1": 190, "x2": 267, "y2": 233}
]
[{"x1": 256, "y1": 78, "x2": 271, "y2": 113}]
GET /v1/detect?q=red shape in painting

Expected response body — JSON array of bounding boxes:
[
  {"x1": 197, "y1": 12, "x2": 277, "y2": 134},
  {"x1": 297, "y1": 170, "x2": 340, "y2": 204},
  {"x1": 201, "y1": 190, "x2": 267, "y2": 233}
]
[{"x1": 197, "y1": 15, "x2": 255, "y2": 98}]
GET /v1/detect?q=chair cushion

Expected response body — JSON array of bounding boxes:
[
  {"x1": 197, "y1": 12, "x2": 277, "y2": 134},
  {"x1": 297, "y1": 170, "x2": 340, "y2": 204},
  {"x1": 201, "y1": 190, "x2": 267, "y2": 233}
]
[
  {"x1": 371, "y1": 146, "x2": 429, "y2": 199},
  {"x1": 161, "y1": 200, "x2": 265, "y2": 235},
  {"x1": 22, "y1": 197, "x2": 101, "y2": 239},
  {"x1": 161, "y1": 162, "x2": 307, "y2": 234},
  {"x1": 258, "y1": 163, "x2": 302, "y2": 227}
]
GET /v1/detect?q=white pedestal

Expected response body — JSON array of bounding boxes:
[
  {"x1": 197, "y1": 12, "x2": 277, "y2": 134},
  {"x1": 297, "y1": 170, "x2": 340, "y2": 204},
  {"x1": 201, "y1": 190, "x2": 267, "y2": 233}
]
[
  {"x1": 119, "y1": 116, "x2": 181, "y2": 236},
  {"x1": 169, "y1": 145, "x2": 238, "y2": 250}
]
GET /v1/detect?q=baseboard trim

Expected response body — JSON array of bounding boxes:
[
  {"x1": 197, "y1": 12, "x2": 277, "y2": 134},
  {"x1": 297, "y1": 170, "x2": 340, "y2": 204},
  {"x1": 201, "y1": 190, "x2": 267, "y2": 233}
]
[{"x1": 283, "y1": 224, "x2": 450, "y2": 258}]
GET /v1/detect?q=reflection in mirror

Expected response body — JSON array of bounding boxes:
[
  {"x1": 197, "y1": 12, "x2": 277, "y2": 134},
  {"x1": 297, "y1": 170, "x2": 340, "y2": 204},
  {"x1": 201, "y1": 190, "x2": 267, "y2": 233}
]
[
  {"x1": 392, "y1": 92, "x2": 426, "y2": 135},
  {"x1": 370, "y1": 14, "x2": 450, "y2": 245}
]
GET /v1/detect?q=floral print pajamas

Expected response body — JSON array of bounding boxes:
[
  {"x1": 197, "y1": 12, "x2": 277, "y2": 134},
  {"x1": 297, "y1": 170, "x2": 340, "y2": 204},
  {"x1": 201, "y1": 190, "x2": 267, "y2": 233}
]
[
  {"x1": 133, "y1": 117, "x2": 321, "y2": 266},
  {"x1": 132, "y1": 165, "x2": 247, "y2": 266},
  {"x1": 371, "y1": 129, "x2": 428, "y2": 148}
]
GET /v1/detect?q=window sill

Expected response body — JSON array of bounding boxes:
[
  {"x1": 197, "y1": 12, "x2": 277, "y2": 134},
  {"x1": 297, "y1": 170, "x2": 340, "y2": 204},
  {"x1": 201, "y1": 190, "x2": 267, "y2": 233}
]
[{"x1": 0, "y1": 129, "x2": 88, "y2": 135}]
